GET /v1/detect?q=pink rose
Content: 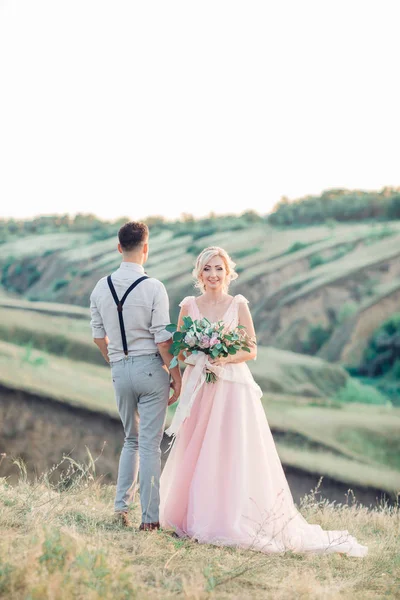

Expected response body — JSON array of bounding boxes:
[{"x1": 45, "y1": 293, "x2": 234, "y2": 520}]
[
  {"x1": 199, "y1": 335, "x2": 211, "y2": 349},
  {"x1": 184, "y1": 333, "x2": 197, "y2": 348},
  {"x1": 209, "y1": 334, "x2": 219, "y2": 347}
]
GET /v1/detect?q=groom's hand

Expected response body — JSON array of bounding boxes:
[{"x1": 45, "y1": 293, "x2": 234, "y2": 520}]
[
  {"x1": 168, "y1": 378, "x2": 181, "y2": 405},
  {"x1": 157, "y1": 339, "x2": 182, "y2": 405}
]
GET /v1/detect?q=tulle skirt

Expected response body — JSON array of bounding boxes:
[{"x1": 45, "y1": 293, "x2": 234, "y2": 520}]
[{"x1": 160, "y1": 363, "x2": 368, "y2": 557}]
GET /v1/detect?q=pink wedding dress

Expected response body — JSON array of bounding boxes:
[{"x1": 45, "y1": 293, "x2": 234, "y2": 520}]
[{"x1": 159, "y1": 295, "x2": 368, "y2": 557}]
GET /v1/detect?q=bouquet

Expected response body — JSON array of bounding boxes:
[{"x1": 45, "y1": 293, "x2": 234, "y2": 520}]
[{"x1": 166, "y1": 315, "x2": 254, "y2": 383}]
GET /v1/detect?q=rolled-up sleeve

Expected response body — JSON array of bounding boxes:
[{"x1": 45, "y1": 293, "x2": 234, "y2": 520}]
[
  {"x1": 150, "y1": 283, "x2": 173, "y2": 344},
  {"x1": 90, "y1": 290, "x2": 106, "y2": 338}
]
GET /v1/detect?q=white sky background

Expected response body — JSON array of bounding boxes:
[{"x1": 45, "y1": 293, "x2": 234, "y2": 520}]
[{"x1": 0, "y1": 1, "x2": 399, "y2": 222}]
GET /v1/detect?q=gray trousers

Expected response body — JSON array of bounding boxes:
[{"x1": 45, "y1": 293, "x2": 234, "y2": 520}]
[{"x1": 110, "y1": 353, "x2": 170, "y2": 523}]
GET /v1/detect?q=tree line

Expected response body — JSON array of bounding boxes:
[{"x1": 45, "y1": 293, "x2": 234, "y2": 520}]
[{"x1": 269, "y1": 188, "x2": 400, "y2": 226}]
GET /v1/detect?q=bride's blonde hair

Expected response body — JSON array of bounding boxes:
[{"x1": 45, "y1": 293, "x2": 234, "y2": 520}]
[{"x1": 192, "y1": 246, "x2": 238, "y2": 294}]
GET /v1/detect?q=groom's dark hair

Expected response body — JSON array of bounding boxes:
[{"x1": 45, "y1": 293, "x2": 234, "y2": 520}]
[{"x1": 118, "y1": 221, "x2": 149, "y2": 252}]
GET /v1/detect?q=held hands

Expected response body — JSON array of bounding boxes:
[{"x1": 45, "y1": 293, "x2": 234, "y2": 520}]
[{"x1": 168, "y1": 377, "x2": 181, "y2": 405}]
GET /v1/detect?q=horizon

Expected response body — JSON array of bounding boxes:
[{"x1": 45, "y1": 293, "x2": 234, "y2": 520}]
[{"x1": 1, "y1": 184, "x2": 399, "y2": 224}]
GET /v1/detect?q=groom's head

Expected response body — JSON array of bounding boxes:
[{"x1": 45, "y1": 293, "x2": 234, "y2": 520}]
[{"x1": 117, "y1": 221, "x2": 149, "y2": 264}]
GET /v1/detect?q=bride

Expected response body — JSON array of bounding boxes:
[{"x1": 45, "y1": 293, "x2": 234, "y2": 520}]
[{"x1": 159, "y1": 246, "x2": 368, "y2": 557}]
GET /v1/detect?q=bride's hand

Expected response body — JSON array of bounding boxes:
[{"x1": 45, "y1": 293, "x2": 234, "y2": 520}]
[{"x1": 209, "y1": 355, "x2": 231, "y2": 367}]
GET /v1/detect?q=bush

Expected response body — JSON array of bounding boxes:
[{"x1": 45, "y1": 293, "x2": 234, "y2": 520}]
[
  {"x1": 387, "y1": 194, "x2": 400, "y2": 219},
  {"x1": 27, "y1": 266, "x2": 41, "y2": 287},
  {"x1": 90, "y1": 229, "x2": 114, "y2": 242},
  {"x1": 192, "y1": 226, "x2": 218, "y2": 241},
  {"x1": 172, "y1": 226, "x2": 195, "y2": 238},
  {"x1": 186, "y1": 244, "x2": 202, "y2": 255},
  {"x1": 364, "y1": 224, "x2": 395, "y2": 245},
  {"x1": 302, "y1": 324, "x2": 332, "y2": 354},
  {"x1": 287, "y1": 241, "x2": 310, "y2": 254},
  {"x1": 332, "y1": 379, "x2": 390, "y2": 405},
  {"x1": 361, "y1": 313, "x2": 400, "y2": 376},
  {"x1": 309, "y1": 254, "x2": 325, "y2": 269},
  {"x1": 232, "y1": 247, "x2": 260, "y2": 259},
  {"x1": 389, "y1": 359, "x2": 400, "y2": 379},
  {"x1": 337, "y1": 301, "x2": 358, "y2": 324},
  {"x1": 53, "y1": 279, "x2": 69, "y2": 292}
]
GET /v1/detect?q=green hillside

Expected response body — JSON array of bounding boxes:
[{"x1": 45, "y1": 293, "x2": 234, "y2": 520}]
[
  {"x1": 1, "y1": 219, "x2": 400, "y2": 366},
  {"x1": 1, "y1": 202, "x2": 400, "y2": 499}
]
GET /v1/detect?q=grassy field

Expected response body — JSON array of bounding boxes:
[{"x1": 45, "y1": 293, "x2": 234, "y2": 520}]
[
  {"x1": 1, "y1": 339, "x2": 399, "y2": 496},
  {"x1": 0, "y1": 459, "x2": 398, "y2": 600}
]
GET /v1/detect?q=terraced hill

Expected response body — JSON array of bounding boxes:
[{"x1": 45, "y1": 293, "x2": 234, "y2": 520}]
[{"x1": 1, "y1": 220, "x2": 400, "y2": 366}]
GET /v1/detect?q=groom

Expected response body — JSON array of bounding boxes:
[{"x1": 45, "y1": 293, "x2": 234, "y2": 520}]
[{"x1": 90, "y1": 221, "x2": 181, "y2": 530}]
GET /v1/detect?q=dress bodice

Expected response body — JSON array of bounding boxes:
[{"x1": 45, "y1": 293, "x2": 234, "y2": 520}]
[{"x1": 179, "y1": 294, "x2": 249, "y2": 330}]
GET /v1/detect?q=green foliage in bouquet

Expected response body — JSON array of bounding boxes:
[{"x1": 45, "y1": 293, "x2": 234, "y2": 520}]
[{"x1": 166, "y1": 316, "x2": 253, "y2": 382}]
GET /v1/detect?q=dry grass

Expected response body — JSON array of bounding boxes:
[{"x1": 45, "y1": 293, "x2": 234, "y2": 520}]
[{"x1": 0, "y1": 454, "x2": 399, "y2": 600}]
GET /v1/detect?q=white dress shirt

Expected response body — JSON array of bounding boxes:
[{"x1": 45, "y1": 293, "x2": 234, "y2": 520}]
[{"x1": 90, "y1": 262, "x2": 172, "y2": 362}]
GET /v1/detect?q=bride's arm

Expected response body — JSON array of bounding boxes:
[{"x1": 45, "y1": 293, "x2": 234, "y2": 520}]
[
  {"x1": 177, "y1": 306, "x2": 191, "y2": 363},
  {"x1": 213, "y1": 302, "x2": 257, "y2": 366}
]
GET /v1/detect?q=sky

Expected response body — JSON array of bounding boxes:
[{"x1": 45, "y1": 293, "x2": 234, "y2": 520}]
[{"x1": 0, "y1": 0, "x2": 399, "y2": 222}]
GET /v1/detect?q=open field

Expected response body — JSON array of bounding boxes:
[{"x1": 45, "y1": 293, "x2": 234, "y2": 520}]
[
  {"x1": 1, "y1": 339, "x2": 399, "y2": 496},
  {"x1": 0, "y1": 465, "x2": 398, "y2": 600}
]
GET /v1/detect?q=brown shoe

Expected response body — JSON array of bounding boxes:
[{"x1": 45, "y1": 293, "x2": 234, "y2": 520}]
[
  {"x1": 115, "y1": 511, "x2": 131, "y2": 527},
  {"x1": 139, "y1": 521, "x2": 160, "y2": 531}
]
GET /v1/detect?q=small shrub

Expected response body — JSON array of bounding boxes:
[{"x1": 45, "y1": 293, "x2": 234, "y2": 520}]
[
  {"x1": 90, "y1": 229, "x2": 114, "y2": 242},
  {"x1": 302, "y1": 324, "x2": 332, "y2": 354},
  {"x1": 230, "y1": 222, "x2": 248, "y2": 231},
  {"x1": 364, "y1": 225, "x2": 395, "y2": 245},
  {"x1": 21, "y1": 342, "x2": 47, "y2": 366},
  {"x1": 337, "y1": 301, "x2": 358, "y2": 324},
  {"x1": 172, "y1": 225, "x2": 195, "y2": 238},
  {"x1": 389, "y1": 359, "x2": 400, "y2": 379},
  {"x1": 43, "y1": 249, "x2": 56, "y2": 257},
  {"x1": 331, "y1": 242, "x2": 356, "y2": 261},
  {"x1": 192, "y1": 226, "x2": 218, "y2": 241},
  {"x1": 332, "y1": 379, "x2": 390, "y2": 405},
  {"x1": 361, "y1": 313, "x2": 400, "y2": 376},
  {"x1": 186, "y1": 244, "x2": 201, "y2": 255},
  {"x1": 27, "y1": 265, "x2": 41, "y2": 287},
  {"x1": 0, "y1": 563, "x2": 15, "y2": 596},
  {"x1": 287, "y1": 241, "x2": 310, "y2": 254},
  {"x1": 53, "y1": 279, "x2": 69, "y2": 292},
  {"x1": 309, "y1": 254, "x2": 325, "y2": 269},
  {"x1": 387, "y1": 194, "x2": 400, "y2": 219},
  {"x1": 360, "y1": 278, "x2": 378, "y2": 297},
  {"x1": 232, "y1": 246, "x2": 260, "y2": 260},
  {"x1": 39, "y1": 529, "x2": 68, "y2": 573}
]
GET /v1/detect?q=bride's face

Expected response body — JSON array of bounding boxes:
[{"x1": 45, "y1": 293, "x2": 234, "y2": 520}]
[{"x1": 200, "y1": 255, "x2": 227, "y2": 292}]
